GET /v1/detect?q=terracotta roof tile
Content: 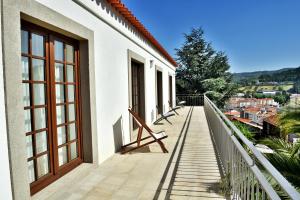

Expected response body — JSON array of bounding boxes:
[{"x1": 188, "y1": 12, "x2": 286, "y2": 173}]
[
  {"x1": 233, "y1": 117, "x2": 251, "y2": 124},
  {"x1": 106, "y1": 0, "x2": 177, "y2": 67},
  {"x1": 243, "y1": 107, "x2": 261, "y2": 113},
  {"x1": 264, "y1": 114, "x2": 279, "y2": 126},
  {"x1": 224, "y1": 111, "x2": 240, "y2": 116}
]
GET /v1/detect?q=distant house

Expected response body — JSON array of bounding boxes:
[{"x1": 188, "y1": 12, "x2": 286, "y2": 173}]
[
  {"x1": 258, "y1": 90, "x2": 280, "y2": 96},
  {"x1": 288, "y1": 134, "x2": 300, "y2": 144},
  {"x1": 240, "y1": 107, "x2": 261, "y2": 121},
  {"x1": 290, "y1": 94, "x2": 300, "y2": 107},
  {"x1": 240, "y1": 106, "x2": 277, "y2": 126},
  {"x1": 240, "y1": 107, "x2": 270, "y2": 124},
  {"x1": 290, "y1": 94, "x2": 300, "y2": 98},
  {"x1": 226, "y1": 97, "x2": 278, "y2": 110},
  {"x1": 256, "y1": 98, "x2": 275, "y2": 106},
  {"x1": 263, "y1": 115, "x2": 280, "y2": 137},
  {"x1": 224, "y1": 110, "x2": 241, "y2": 119},
  {"x1": 236, "y1": 93, "x2": 245, "y2": 97},
  {"x1": 232, "y1": 117, "x2": 263, "y2": 130}
]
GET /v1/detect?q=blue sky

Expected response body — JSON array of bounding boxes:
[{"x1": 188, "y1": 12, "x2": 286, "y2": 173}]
[{"x1": 122, "y1": 0, "x2": 300, "y2": 73}]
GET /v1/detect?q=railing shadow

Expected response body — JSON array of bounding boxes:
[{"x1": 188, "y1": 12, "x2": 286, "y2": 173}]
[
  {"x1": 154, "y1": 106, "x2": 226, "y2": 199},
  {"x1": 167, "y1": 147, "x2": 225, "y2": 199}
]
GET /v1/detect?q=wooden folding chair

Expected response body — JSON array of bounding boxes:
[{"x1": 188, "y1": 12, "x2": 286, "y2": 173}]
[
  {"x1": 121, "y1": 108, "x2": 169, "y2": 154},
  {"x1": 154, "y1": 105, "x2": 175, "y2": 125},
  {"x1": 168, "y1": 100, "x2": 181, "y2": 115},
  {"x1": 176, "y1": 97, "x2": 186, "y2": 107}
]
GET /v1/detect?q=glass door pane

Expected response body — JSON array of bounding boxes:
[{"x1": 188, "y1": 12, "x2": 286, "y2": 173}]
[
  {"x1": 53, "y1": 39, "x2": 79, "y2": 167},
  {"x1": 21, "y1": 29, "x2": 50, "y2": 185}
]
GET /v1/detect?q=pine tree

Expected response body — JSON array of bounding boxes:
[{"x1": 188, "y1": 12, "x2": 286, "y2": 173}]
[{"x1": 176, "y1": 28, "x2": 237, "y2": 107}]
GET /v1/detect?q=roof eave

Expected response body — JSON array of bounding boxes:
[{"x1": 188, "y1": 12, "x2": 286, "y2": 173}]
[{"x1": 106, "y1": 0, "x2": 177, "y2": 67}]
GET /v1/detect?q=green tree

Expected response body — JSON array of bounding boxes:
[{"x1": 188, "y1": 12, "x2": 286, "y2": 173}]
[
  {"x1": 273, "y1": 93, "x2": 289, "y2": 105},
  {"x1": 258, "y1": 74, "x2": 272, "y2": 82},
  {"x1": 294, "y1": 80, "x2": 300, "y2": 93},
  {"x1": 245, "y1": 91, "x2": 252, "y2": 98},
  {"x1": 175, "y1": 28, "x2": 237, "y2": 107},
  {"x1": 232, "y1": 121, "x2": 254, "y2": 141},
  {"x1": 279, "y1": 107, "x2": 300, "y2": 139},
  {"x1": 253, "y1": 93, "x2": 266, "y2": 99}
]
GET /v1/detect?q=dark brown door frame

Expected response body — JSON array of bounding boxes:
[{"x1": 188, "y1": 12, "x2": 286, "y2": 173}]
[
  {"x1": 169, "y1": 75, "x2": 173, "y2": 108},
  {"x1": 21, "y1": 21, "x2": 83, "y2": 195},
  {"x1": 127, "y1": 51, "x2": 146, "y2": 141},
  {"x1": 156, "y1": 69, "x2": 163, "y2": 116},
  {"x1": 131, "y1": 60, "x2": 145, "y2": 130}
]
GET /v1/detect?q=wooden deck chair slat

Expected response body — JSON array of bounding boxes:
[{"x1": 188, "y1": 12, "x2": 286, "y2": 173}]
[{"x1": 121, "y1": 108, "x2": 169, "y2": 154}]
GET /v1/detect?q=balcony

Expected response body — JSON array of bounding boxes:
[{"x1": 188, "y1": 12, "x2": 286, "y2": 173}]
[{"x1": 32, "y1": 96, "x2": 300, "y2": 200}]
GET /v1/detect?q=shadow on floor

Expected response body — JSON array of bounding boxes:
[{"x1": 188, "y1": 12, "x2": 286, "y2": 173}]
[
  {"x1": 124, "y1": 146, "x2": 151, "y2": 154},
  {"x1": 153, "y1": 106, "x2": 226, "y2": 200}
]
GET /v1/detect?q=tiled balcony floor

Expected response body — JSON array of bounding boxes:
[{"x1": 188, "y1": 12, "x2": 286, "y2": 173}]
[{"x1": 33, "y1": 107, "x2": 225, "y2": 200}]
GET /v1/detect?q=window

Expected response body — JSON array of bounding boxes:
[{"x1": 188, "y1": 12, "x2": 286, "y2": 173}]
[{"x1": 21, "y1": 22, "x2": 82, "y2": 194}]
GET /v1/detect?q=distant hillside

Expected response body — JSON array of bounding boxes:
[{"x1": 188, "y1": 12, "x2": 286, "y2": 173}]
[{"x1": 233, "y1": 67, "x2": 300, "y2": 82}]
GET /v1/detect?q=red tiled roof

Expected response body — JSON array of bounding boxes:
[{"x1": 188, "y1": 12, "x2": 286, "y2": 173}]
[
  {"x1": 243, "y1": 107, "x2": 261, "y2": 113},
  {"x1": 233, "y1": 117, "x2": 251, "y2": 124},
  {"x1": 106, "y1": 0, "x2": 177, "y2": 67},
  {"x1": 232, "y1": 117, "x2": 263, "y2": 129},
  {"x1": 264, "y1": 114, "x2": 279, "y2": 126},
  {"x1": 266, "y1": 107, "x2": 277, "y2": 113},
  {"x1": 224, "y1": 111, "x2": 240, "y2": 116}
]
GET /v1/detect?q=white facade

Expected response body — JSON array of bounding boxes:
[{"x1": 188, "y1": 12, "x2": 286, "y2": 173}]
[
  {"x1": 0, "y1": 4, "x2": 13, "y2": 198},
  {"x1": 262, "y1": 91, "x2": 277, "y2": 96},
  {"x1": 0, "y1": 0, "x2": 176, "y2": 199}
]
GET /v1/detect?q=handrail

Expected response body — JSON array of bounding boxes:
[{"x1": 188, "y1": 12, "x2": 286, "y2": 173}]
[
  {"x1": 204, "y1": 95, "x2": 300, "y2": 199},
  {"x1": 176, "y1": 94, "x2": 204, "y2": 106}
]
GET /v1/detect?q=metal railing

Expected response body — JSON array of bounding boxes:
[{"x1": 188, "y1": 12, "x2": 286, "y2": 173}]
[
  {"x1": 204, "y1": 95, "x2": 300, "y2": 200},
  {"x1": 176, "y1": 94, "x2": 204, "y2": 106}
]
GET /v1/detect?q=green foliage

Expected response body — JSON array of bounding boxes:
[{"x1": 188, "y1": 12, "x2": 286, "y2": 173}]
[
  {"x1": 253, "y1": 93, "x2": 266, "y2": 99},
  {"x1": 232, "y1": 121, "x2": 255, "y2": 141},
  {"x1": 239, "y1": 84, "x2": 294, "y2": 94},
  {"x1": 234, "y1": 67, "x2": 300, "y2": 83},
  {"x1": 263, "y1": 173, "x2": 298, "y2": 199},
  {"x1": 258, "y1": 67, "x2": 300, "y2": 82},
  {"x1": 250, "y1": 92, "x2": 290, "y2": 105},
  {"x1": 259, "y1": 138, "x2": 300, "y2": 156},
  {"x1": 279, "y1": 107, "x2": 300, "y2": 138},
  {"x1": 278, "y1": 86, "x2": 284, "y2": 91},
  {"x1": 175, "y1": 28, "x2": 237, "y2": 107},
  {"x1": 294, "y1": 80, "x2": 300, "y2": 93},
  {"x1": 260, "y1": 138, "x2": 300, "y2": 189},
  {"x1": 273, "y1": 94, "x2": 290, "y2": 105},
  {"x1": 244, "y1": 91, "x2": 253, "y2": 98},
  {"x1": 259, "y1": 74, "x2": 272, "y2": 82},
  {"x1": 219, "y1": 170, "x2": 232, "y2": 196}
]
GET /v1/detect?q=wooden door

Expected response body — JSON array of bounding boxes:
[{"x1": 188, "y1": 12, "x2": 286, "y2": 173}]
[
  {"x1": 21, "y1": 22, "x2": 82, "y2": 195},
  {"x1": 131, "y1": 61, "x2": 145, "y2": 129},
  {"x1": 50, "y1": 35, "x2": 82, "y2": 176},
  {"x1": 169, "y1": 76, "x2": 173, "y2": 108},
  {"x1": 157, "y1": 71, "x2": 163, "y2": 114}
]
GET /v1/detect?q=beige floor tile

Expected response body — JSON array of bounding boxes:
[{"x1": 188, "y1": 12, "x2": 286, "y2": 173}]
[{"x1": 32, "y1": 107, "x2": 225, "y2": 200}]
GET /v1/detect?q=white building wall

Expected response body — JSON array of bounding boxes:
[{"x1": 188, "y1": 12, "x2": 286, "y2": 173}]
[
  {"x1": 35, "y1": 0, "x2": 176, "y2": 163},
  {"x1": 0, "y1": 3, "x2": 13, "y2": 198}
]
